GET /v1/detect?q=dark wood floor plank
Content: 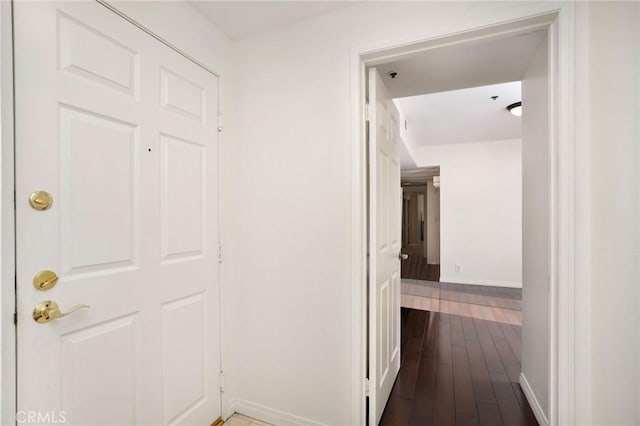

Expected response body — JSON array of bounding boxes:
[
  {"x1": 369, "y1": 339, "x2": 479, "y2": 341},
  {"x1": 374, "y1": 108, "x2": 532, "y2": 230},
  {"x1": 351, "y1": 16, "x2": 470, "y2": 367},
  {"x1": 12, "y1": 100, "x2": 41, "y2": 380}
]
[
  {"x1": 437, "y1": 313, "x2": 453, "y2": 363},
  {"x1": 421, "y1": 311, "x2": 438, "y2": 358},
  {"x1": 408, "y1": 313, "x2": 440, "y2": 425},
  {"x1": 462, "y1": 316, "x2": 479, "y2": 342},
  {"x1": 499, "y1": 322, "x2": 522, "y2": 363},
  {"x1": 489, "y1": 370, "x2": 529, "y2": 426},
  {"x1": 401, "y1": 245, "x2": 440, "y2": 281},
  {"x1": 473, "y1": 318, "x2": 506, "y2": 374},
  {"x1": 380, "y1": 396, "x2": 413, "y2": 426},
  {"x1": 434, "y1": 355, "x2": 456, "y2": 425},
  {"x1": 452, "y1": 344, "x2": 478, "y2": 418},
  {"x1": 456, "y1": 412, "x2": 480, "y2": 426},
  {"x1": 392, "y1": 310, "x2": 427, "y2": 399},
  {"x1": 511, "y1": 382, "x2": 539, "y2": 425},
  {"x1": 427, "y1": 264, "x2": 440, "y2": 281},
  {"x1": 400, "y1": 309, "x2": 418, "y2": 362},
  {"x1": 486, "y1": 319, "x2": 504, "y2": 338},
  {"x1": 492, "y1": 334, "x2": 521, "y2": 383},
  {"x1": 466, "y1": 338, "x2": 498, "y2": 405},
  {"x1": 434, "y1": 314, "x2": 456, "y2": 425},
  {"x1": 450, "y1": 314, "x2": 466, "y2": 347},
  {"x1": 477, "y1": 402, "x2": 504, "y2": 426},
  {"x1": 408, "y1": 354, "x2": 437, "y2": 426},
  {"x1": 381, "y1": 308, "x2": 538, "y2": 426}
]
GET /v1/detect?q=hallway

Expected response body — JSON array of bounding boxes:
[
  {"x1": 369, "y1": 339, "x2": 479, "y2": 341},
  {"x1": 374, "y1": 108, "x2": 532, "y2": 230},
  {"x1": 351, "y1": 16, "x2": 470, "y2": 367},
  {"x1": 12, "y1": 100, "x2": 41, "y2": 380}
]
[{"x1": 401, "y1": 245, "x2": 440, "y2": 281}]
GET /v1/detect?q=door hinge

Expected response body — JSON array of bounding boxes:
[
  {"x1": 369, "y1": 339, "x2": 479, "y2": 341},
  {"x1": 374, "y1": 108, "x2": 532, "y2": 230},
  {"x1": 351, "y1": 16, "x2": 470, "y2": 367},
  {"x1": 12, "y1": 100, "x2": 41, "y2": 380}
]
[
  {"x1": 364, "y1": 378, "x2": 370, "y2": 396},
  {"x1": 219, "y1": 371, "x2": 225, "y2": 393},
  {"x1": 218, "y1": 113, "x2": 223, "y2": 132},
  {"x1": 13, "y1": 312, "x2": 17, "y2": 326},
  {"x1": 217, "y1": 243, "x2": 223, "y2": 264},
  {"x1": 365, "y1": 103, "x2": 370, "y2": 121}
]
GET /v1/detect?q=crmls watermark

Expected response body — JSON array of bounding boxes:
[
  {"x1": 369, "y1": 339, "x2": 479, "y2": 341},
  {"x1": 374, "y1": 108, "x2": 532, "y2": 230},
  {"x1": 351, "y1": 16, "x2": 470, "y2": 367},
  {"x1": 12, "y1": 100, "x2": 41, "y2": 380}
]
[{"x1": 16, "y1": 411, "x2": 67, "y2": 424}]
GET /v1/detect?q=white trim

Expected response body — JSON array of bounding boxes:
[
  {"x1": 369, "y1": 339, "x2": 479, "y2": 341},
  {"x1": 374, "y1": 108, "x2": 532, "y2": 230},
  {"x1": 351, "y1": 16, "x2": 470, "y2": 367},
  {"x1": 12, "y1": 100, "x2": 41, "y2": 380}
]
[
  {"x1": 551, "y1": 4, "x2": 578, "y2": 425},
  {"x1": 439, "y1": 277, "x2": 522, "y2": 289},
  {"x1": 226, "y1": 399, "x2": 328, "y2": 426},
  {"x1": 348, "y1": 44, "x2": 367, "y2": 426},
  {"x1": 97, "y1": 1, "x2": 219, "y2": 78},
  {"x1": 350, "y1": 7, "x2": 577, "y2": 426},
  {"x1": 0, "y1": 1, "x2": 16, "y2": 424},
  {"x1": 569, "y1": 4, "x2": 591, "y2": 423},
  {"x1": 520, "y1": 373, "x2": 550, "y2": 426}
]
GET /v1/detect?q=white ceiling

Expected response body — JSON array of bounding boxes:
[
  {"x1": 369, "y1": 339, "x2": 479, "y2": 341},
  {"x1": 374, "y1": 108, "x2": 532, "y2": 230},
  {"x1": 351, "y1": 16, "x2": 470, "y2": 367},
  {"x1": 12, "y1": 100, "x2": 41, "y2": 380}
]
[
  {"x1": 188, "y1": 1, "x2": 354, "y2": 41},
  {"x1": 377, "y1": 30, "x2": 545, "y2": 99},
  {"x1": 395, "y1": 81, "x2": 521, "y2": 146}
]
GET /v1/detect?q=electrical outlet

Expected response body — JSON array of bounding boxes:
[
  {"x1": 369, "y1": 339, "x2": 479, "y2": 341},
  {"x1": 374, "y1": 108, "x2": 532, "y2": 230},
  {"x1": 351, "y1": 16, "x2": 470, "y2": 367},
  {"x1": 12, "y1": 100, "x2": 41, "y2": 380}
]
[{"x1": 455, "y1": 264, "x2": 461, "y2": 272}]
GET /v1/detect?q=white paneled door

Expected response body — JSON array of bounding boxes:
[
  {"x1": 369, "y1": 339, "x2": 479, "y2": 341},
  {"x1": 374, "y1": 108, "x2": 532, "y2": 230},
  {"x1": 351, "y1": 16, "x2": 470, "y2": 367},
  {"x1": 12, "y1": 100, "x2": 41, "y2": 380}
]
[
  {"x1": 14, "y1": 2, "x2": 221, "y2": 425},
  {"x1": 368, "y1": 67, "x2": 402, "y2": 425}
]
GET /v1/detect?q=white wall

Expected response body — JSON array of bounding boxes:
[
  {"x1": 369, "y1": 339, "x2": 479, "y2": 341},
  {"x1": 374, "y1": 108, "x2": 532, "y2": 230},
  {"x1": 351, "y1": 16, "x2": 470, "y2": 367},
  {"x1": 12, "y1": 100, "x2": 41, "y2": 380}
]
[
  {"x1": 226, "y1": 2, "x2": 638, "y2": 425},
  {"x1": 588, "y1": 2, "x2": 639, "y2": 424},
  {"x1": 226, "y1": 3, "x2": 568, "y2": 424},
  {"x1": 426, "y1": 181, "x2": 440, "y2": 264},
  {"x1": 412, "y1": 139, "x2": 522, "y2": 287},
  {"x1": 398, "y1": 105, "x2": 419, "y2": 169},
  {"x1": 521, "y1": 33, "x2": 550, "y2": 422}
]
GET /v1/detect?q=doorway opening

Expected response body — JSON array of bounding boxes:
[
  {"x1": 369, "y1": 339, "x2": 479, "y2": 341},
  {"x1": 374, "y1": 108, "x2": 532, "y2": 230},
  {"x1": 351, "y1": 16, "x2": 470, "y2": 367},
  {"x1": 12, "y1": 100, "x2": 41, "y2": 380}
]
[
  {"x1": 356, "y1": 11, "x2": 574, "y2": 426},
  {"x1": 401, "y1": 167, "x2": 440, "y2": 282},
  {"x1": 382, "y1": 72, "x2": 533, "y2": 424}
]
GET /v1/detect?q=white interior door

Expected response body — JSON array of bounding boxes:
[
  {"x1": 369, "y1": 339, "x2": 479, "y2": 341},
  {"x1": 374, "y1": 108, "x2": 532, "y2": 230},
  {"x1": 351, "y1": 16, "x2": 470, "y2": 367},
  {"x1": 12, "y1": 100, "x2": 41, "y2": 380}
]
[
  {"x1": 368, "y1": 67, "x2": 402, "y2": 425},
  {"x1": 14, "y1": 2, "x2": 221, "y2": 424}
]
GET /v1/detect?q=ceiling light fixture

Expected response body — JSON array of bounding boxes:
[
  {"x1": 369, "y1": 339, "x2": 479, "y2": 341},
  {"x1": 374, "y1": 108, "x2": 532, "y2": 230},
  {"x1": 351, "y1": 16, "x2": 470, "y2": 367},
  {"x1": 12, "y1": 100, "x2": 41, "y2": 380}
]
[{"x1": 507, "y1": 101, "x2": 522, "y2": 117}]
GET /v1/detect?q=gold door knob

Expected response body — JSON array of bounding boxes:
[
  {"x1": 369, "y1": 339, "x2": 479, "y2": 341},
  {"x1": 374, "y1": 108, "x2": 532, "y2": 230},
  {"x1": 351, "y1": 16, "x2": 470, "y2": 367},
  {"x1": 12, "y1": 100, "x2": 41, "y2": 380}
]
[
  {"x1": 399, "y1": 253, "x2": 409, "y2": 261},
  {"x1": 32, "y1": 301, "x2": 89, "y2": 324},
  {"x1": 33, "y1": 270, "x2": 59, "y2": 291},
  {"x1": 29, "y1": 191, "x2": 53, "y2": 211}
]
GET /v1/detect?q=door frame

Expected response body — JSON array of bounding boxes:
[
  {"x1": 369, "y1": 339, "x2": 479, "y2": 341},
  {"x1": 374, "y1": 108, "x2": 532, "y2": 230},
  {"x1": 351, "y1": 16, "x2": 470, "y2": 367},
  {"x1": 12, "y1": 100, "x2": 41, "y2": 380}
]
[
  {"x1": 0, "y1": 1, "x2": 226, "y2": 423},
  {"x1": 1, "y1": 1, "x2": 16, "y2": 424},
  {"x1": 349, "y1": 6, "x2": 579, "y2": 426},
  {"x1": 402, "y1": 184, "x2": 431, "y2": 260}
]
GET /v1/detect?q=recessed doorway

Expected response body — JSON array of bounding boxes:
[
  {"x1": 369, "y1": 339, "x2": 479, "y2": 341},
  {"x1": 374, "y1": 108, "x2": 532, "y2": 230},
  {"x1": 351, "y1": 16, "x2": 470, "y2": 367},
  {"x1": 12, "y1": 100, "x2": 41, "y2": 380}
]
[
  {"x1": 359, "y1": 12, "x2": 567, "y2": 426},
  {"x1": 401, "y1": 167, "x2": 440, "y2": 282}
]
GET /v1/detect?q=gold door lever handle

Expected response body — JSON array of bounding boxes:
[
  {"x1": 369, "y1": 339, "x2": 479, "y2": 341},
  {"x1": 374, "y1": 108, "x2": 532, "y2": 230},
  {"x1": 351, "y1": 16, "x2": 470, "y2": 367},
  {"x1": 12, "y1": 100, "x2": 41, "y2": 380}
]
[
  {"x1": 399, "y1": 253, "x2": 409, "y2": 261},
  {"x1": 33, "y1": 301, "x2": 89, "y2": 324}
]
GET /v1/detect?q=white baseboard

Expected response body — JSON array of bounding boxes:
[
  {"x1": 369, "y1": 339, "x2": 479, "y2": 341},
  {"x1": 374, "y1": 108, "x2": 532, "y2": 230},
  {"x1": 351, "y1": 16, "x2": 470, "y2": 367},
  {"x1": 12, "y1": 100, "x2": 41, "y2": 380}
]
[
  {"x1": 225, "y1": 398, "x2": 327, "y2": 426},
  {"x1": 519, "y1": 373, "x2": 549, "y2": 426},
  {"x1": 439, "y1": 276, "x2": 522, "y2": 288}
]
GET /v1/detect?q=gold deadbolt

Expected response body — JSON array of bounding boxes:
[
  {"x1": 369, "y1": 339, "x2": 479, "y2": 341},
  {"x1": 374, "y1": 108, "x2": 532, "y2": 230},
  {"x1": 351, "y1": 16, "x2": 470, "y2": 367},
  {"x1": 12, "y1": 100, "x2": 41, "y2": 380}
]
[
  {"x1": 32, "y1": 300, "x2": 89, "y2": 324},
  {"x1": 33, "y1": 270, "x2": 59, "y2": 291},
  {"x1": 29, "y1": 191, "x2": 53, "y2": 211}
]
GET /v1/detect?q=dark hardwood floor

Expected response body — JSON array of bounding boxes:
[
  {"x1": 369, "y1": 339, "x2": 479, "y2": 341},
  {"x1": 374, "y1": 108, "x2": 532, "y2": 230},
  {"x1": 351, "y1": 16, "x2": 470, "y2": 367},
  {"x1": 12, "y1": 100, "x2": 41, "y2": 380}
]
[
  {"x1": 401, "y1": 245, "x2": 440, "y2": 281},
  {"x1": 380, "y1": 308, "x2": 538, "y2": 426}
]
